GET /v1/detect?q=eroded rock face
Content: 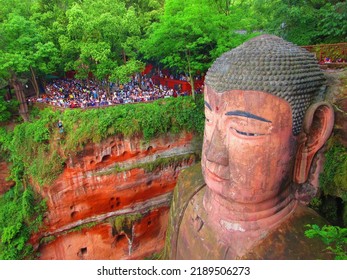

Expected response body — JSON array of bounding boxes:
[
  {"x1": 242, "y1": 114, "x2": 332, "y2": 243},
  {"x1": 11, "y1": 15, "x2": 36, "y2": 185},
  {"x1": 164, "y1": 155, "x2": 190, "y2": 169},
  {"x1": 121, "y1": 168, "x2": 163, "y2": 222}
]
[
  {"x1": 34, "y1": 132, "x2": 199, "y2": 260},
  {"x1": 38, "y1": 207, "x2": 169, "y2": 260}
]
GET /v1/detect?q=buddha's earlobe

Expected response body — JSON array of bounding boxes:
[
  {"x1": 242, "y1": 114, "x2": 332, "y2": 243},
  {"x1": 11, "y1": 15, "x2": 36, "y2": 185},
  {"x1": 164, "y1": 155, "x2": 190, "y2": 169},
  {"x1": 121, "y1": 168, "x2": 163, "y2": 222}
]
[{"x1": 293, "y1": 102, "x2": 334, "y2": 184}]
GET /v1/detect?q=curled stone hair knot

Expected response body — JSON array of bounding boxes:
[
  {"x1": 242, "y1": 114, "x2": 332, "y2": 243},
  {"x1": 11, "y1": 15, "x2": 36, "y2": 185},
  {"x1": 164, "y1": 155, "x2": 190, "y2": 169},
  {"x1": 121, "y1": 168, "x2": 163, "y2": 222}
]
[{"x1": 205, "y1": 35, "x2": 326, "y2": 135}]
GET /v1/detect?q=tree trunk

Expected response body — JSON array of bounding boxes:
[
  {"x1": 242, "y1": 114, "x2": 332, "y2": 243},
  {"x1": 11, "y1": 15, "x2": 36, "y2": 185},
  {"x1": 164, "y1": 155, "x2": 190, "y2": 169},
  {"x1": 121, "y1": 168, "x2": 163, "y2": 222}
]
[
  {"x1": 105, "y1": 76, "x2": 110, "y2": 97},
  {"x1": 122, "y1": 49, "x2": 127, "y2": 64},
  {"x1": 10, "y1": 74, "x2": 29, "y2": 122},
  {"x1": 30, "y1": 66, "x2": 40, "y2": 97},
  {"x1": 188, "y1": 73, "x2": 195, "y2": 100},
  {"x1": 185, "y1": 50, "x2": 195, "y2": 100},
  {"x1": 5, "y1": 85, "x2": 12, "y2": 101}
]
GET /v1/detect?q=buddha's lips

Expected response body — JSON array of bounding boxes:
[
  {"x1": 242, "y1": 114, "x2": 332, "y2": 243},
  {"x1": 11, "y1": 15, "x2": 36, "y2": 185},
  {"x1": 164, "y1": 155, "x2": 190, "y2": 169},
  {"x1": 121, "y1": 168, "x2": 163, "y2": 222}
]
[{"x1": 205, "y1": 167, "x2": 228, "y2": 182}]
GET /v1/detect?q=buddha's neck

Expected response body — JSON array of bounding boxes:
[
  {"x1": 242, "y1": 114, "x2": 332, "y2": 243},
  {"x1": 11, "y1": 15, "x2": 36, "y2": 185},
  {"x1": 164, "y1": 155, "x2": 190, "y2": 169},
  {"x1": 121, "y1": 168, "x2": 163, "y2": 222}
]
[{"x1": 203, "y1": 184, "x2": 297, "y2": 236}]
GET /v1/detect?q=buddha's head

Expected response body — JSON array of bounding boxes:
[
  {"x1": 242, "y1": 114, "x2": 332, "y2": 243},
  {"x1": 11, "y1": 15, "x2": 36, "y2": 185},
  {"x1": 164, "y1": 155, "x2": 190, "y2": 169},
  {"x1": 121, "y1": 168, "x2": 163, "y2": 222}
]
[{"x1": 202, "y1": 35, "x2": 334, "y2": 204}]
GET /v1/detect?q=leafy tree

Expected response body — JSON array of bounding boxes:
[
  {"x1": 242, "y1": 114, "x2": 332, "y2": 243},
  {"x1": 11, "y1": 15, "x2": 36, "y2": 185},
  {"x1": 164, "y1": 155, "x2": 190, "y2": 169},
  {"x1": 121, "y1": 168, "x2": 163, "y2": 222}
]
[
  {"x1": 315, "y1": 1, "x2": 347, "y2": 43},
  {"x1": 59, "y1": 0, "x2": 147, "y2": 92},
  {"x1": 124, "y1": 0, "x2": 165, "y2": 33},
  {"x1": 0, "y1": 0, "x2": 61, "y2": 120},
  {"x1": 141, "y1": 0, "x2": 256, "y2": 98},
  {"x1": 0, "y1": 91, "x2": 19, "y2": 123},
  {"x1": 247, "y1": 0, "x2": 347, "y2": 45},
  {"x1": 29, "y1": 0, "x2": 73, "y2": 93}
]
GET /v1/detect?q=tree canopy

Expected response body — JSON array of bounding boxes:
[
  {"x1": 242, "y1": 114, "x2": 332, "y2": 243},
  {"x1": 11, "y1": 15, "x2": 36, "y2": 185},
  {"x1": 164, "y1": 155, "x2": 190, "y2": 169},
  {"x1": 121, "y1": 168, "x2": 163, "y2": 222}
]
[
  {"x1": 140, "y1": 0, "x2": 258, "y2": 97},
  {"x1": 0, "y1": 0, "x2": 346, "y2": 113}
]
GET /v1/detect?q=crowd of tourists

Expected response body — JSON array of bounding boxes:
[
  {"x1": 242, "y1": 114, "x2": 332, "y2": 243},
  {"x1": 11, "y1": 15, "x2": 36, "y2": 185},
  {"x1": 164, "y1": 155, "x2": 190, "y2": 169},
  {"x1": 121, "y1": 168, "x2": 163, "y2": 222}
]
[{"x1": 27, "y1": 73, "x2": 193, "y2": 109}]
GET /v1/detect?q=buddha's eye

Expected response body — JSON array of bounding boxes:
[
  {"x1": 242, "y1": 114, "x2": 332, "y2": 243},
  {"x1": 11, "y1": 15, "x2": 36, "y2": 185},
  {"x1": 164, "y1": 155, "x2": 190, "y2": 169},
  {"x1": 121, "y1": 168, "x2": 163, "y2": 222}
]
[
  {"x1": 234, "y1": 129, "x2": 264, "y2": 137},
  {"x1": 228, "y1": 117, "x2": 270, "y2": 138}
]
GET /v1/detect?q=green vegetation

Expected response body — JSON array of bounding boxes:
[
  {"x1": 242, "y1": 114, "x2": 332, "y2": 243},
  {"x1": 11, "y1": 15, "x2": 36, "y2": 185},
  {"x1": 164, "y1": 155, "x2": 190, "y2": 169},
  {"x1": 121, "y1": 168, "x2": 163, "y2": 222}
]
[
  {"x1": 66, "y1": 221, "x2": 99, "y2": 234},
  {"x1": 0, "y1": 186, "x2": 46, "y2": 259},
  {"x1": 39, "y1": 235, "x2": 56, "y2": 246},
  {"x1": 305, "y1": 224, "x2": 347, "y2": 260},
  {"x1": 2, "y1": 0, "x2": 345, "y2": 120},
  {"x1": 0, "y1": 91, "x2": 19, "y2": 123},
  {"x1": 144, "y1": 251, "x2": 163, "y2": 260},
  {"x1": 96, "y1": 153, "x2": 198, "y2": 177},
  {"x1": 0, "y1": 96, "x2": 204, "y2": 187},
  {"x1": 62, "y1": 95, "x2": 204, "y2": 151},
  {"x1": 112, "y1": 213, "x2": 143, "y2": 234},
  {"x1": 0, "y1": 107, "x2": 48, "y2": 260},
  {"x1": 0, "y1": 108, "x2": 65, "y2": 186},
  {"x1": 240, "y1": 0, "x2": 347, "y2": 45},
  {"x1": 317, "y1": 139, "x2": 347, "y2": 226},
  {"x1": 141, "y1": 0, "x2": 258, "y2": 97},
  {"x1": 39, "y1": 221, "x2": 99, "y2": 246},
  {"x1": 320, "y1": 140, "x2": 347, "y2": 201},
  {"x1": 138, "y1": 154, "x2": 198, "y2": 173}
]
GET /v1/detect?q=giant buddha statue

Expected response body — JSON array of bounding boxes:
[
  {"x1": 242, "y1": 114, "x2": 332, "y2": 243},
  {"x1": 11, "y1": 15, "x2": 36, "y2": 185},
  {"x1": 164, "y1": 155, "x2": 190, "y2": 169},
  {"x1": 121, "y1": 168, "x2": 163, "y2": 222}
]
[{"x1": 165, "y1": 35, "x2": 335, "y2": 259}]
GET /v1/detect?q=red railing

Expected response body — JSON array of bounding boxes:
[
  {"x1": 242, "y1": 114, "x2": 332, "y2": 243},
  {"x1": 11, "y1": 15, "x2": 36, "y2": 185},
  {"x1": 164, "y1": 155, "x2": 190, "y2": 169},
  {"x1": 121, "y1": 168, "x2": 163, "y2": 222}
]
[{"x1": 151, "y1": 75, "x2": 204, "y2": 92}]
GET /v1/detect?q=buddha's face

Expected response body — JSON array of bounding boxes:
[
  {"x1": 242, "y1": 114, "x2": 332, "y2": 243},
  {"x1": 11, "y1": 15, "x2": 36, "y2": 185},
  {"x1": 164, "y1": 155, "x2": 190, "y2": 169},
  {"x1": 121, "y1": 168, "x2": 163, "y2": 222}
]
[{"x1": 202, "y1": 85, "x2": 297, "y2": 203}]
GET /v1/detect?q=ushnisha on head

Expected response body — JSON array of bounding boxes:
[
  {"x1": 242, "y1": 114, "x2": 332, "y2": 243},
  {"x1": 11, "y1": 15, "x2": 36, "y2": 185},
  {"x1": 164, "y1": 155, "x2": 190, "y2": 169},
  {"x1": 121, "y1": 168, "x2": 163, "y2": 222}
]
[{"x1": 205, "y1": 34, "x2": 326, "y2": 135}]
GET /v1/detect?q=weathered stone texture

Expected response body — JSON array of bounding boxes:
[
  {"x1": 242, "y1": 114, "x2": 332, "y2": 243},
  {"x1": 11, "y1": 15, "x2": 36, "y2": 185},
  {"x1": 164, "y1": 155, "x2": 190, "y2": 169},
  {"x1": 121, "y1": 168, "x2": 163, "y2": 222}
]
[{"x1": 34, "y1": 132, "x2": 199, "y2": 260}]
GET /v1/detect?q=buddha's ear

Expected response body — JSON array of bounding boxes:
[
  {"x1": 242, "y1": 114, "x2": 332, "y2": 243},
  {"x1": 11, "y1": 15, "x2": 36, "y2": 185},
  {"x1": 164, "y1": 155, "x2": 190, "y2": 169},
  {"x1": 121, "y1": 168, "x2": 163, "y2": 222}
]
[{"x1": 293, "y1": 102, "x2": 334, "y2": 184}]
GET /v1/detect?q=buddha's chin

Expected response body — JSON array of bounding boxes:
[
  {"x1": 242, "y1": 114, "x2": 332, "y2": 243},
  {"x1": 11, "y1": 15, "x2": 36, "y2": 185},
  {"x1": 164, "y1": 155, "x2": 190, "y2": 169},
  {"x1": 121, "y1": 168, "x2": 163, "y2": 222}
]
[{"x1": 203, "y1": 173, "x2": 274, "y2": 204}]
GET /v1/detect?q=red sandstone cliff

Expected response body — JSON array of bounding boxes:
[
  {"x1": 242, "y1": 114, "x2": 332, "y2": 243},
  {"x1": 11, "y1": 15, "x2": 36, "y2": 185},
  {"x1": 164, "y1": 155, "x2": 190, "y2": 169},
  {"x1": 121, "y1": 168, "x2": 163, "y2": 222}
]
[
  {"x1": 0, "y1": 161, "x2": 14, "y2": 195},
  {"x1": 32, "y1": 132, "x2": 199, "y2": 260}
]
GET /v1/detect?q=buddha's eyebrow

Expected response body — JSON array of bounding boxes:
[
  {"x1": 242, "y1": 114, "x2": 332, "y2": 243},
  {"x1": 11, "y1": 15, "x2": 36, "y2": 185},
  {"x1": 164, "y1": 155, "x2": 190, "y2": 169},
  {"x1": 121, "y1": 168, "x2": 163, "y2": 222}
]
[
  {"x1": 225, "y1": 110, "x2": 271, "y2": 123},
  {"x1": 204, "y1": 101, "x2": 212, "y2": 111}
]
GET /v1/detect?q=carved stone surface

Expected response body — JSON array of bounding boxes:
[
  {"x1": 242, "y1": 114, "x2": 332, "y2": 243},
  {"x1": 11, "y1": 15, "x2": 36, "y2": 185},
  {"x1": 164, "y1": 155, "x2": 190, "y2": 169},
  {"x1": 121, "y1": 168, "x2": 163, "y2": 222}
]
[
  {"x1": 167, "y1": 164, "x2": 333, "y2": 260},
  {"x1": 165, "y1": 35, "x2": 335, "y2": 259},
  {"x1": 206, "y1": 35, "x2": 326, "y2": 135}
]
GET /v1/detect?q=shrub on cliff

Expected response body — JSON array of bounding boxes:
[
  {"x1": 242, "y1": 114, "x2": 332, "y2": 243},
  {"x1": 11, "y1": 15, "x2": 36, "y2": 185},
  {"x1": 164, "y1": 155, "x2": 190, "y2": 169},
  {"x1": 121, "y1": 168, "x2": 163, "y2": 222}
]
[
  {"x1": 319, "y1": 139, "x2": 347, "y2": 226},
  {"x1": 0, "y1": 92, "x2": 19, "y2": 123},
  {"x1": 305, "y1": 224, "x2": 347, "y2": 260},
  {"x1": 0, "y1": 186, "x2": 46, "y2": 260},
  {"x1": 320, "y1": 141, "x2": 347, "y2": 200},
  {"x1": 61, "y1": 95, "x2": 204, "y2": 151},
  {"x1": 2, "y1": 95, "x2": 204, "y2": 187}
]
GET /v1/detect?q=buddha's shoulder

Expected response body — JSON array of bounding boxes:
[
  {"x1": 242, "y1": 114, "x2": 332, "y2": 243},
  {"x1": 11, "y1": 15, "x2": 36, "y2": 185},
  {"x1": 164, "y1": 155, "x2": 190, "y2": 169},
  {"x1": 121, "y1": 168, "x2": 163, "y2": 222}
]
[
  {"x1": 170, "y1": 163, "x2": 205, "y2": 220},
  {"x1": 174, "y1": 162, "x2": 205, "y2": 197},
  {"x1": 164, "y1": 163, "x2": 206, "y2": 259}
]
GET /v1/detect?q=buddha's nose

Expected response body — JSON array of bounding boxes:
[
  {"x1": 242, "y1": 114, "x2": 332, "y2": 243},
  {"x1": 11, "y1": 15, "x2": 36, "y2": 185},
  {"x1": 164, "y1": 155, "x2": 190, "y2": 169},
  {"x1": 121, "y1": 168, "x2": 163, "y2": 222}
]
[{"x1": 206, "y1": 127, "x2": 229, "y2": 166}]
